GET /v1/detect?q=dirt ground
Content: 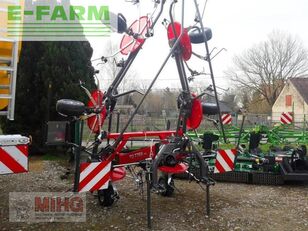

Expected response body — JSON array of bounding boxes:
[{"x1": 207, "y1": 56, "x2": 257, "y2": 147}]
[{"x1": 0, "y1": 157, "x2": 307, "y2": 231}]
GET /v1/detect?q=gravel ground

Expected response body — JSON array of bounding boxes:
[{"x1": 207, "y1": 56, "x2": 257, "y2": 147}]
[{"x1": 0, "y1": 157, "x2": 307, "y2": 231}]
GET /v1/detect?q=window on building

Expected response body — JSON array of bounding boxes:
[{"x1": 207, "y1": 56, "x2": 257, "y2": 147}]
[{"x1": 286, "y1": 95, "x2": 292, "y2": 107}]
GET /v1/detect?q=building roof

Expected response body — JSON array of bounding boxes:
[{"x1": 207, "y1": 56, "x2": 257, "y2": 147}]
[
  {"x1": 290, "y1": 77, "x2": 308, "y2": 104},
  {"x1": 219, "y1": 101, "x2": 233, "y2": 113}
]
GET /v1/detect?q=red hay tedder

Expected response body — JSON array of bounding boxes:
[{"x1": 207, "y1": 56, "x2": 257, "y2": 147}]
[{"x1": 54, "y1": 0, "x2": 229, "y2": 228}]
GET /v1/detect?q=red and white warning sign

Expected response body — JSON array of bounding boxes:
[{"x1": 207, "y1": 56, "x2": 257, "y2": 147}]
[
  {"x1": 78, "y1": 160, "x2": 112, "y2": 193},
  {"x1": 214, "y1": 149, "x2": 237, "y2": 173},
  {"x1": 221, "y1": 113, "x2": 232, "y2": 125},
  {"x1": 280, "y1": 112, "x2": 293, "y2": 124},
  {"x1": 0, "y1": 135, "x2": 30, "y2": 175}
]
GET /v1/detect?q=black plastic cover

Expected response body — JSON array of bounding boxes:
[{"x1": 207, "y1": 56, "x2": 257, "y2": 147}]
[
  {"x1": 189, "y1": 27, "x2": 212, "y2": 44},
  {"x1": 117, "y1": 13, "x2": 127, "y2": 34},
  {"x1": 202, "y1": 103, "x2": 219, "y2": 115}
]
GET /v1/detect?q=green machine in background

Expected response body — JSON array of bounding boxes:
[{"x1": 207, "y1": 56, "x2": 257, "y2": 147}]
[
  {"x1": 186, "y1": 130, "x2": 308, "y2": 185},
  {"x1": 188, "y1": 123, "x2": 308, "y2": 146}
]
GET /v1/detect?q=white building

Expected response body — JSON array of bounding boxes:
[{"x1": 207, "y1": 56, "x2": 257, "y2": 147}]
[{"x1": 272, "y1": 78, "x2": 308, "y2": 123}]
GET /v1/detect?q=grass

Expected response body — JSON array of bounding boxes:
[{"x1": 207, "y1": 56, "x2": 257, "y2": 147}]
[
  {"x1": 41, "y1": 147, "x2": 70, "y2": 162},
  {"x1": 218, "y1": 143, "x2": 237, "y2": 150},
  {"x1": 42, "y1": 153, "x2": 64, "y2": 161}
]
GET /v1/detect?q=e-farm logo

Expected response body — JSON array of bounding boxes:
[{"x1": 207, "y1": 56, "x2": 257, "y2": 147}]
[{"x1": 5, "y1": 0, "x2": 113, "y2": 41}]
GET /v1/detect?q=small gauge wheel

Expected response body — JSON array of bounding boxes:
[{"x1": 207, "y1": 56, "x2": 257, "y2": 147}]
[
  {"x1": 158, "y1": 175, "x2": 174, "y2": 197},
  {"x1": 98, "y1": 184, "x2": 116, "y2": 207}
]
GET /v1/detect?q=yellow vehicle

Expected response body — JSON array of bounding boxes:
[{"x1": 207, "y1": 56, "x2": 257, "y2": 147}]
[{"x1": 0, "y1": 0, "x2": 23, "y2": 119}]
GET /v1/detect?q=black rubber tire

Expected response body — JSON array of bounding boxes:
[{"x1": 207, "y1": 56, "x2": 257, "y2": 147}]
[
  {"x1": 158, "y1": 176, "x2": 174, "y2": 197},
  {"x1": 56, "y1": 99, "x2": 86, "y2": 117},
  {"x1": 98, "y1": 185, "x2": 115, "y2": 207}
]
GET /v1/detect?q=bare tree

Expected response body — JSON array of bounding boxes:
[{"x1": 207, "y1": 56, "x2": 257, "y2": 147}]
[
  {"x1": 221, "y1": 90, "x2": 240, "y2": 112},
  {"x1": 163, "y1": 87, "x2": 178, "y2": 115},
  {"x1": 227, "y1": 30, "x2": 308, "y2": 107},
  {"x1": 97, "y1": 40, "x2": 137, "y2": 89},
  {"x1": 247, "y1": 92, "x2": 272, "y2": 114},
  {"x1": 97, "y1": 39, "x2": 139, "y2": 105},
  {"x1": 189, "y1": 79, "x2": 211, "y2": 95},
  {"x1": 97, "y1": 40, "x2": 120, "y2": 89}
]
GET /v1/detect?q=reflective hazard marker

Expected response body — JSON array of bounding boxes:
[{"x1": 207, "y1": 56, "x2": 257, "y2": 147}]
[
  {"x1": 0, "y1": 145, "x2": 28, "y2": 174},
  {"x1": 280, "y1": 112, "x2": 293, "y2": 124},
  {"x1": 221, "y1": 114, "x2": 232, "y2": 125},
  {"x1": 214, "y1": 149, "x2": 237, "y2": 173},
  {"x1": 78, "y1": 161, "x2": 111, "y2": 193}
]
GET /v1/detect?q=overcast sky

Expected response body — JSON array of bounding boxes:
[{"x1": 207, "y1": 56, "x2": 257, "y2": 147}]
[{"x1": 86, "y1": 0, "x2": 308, "y2": 92}]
